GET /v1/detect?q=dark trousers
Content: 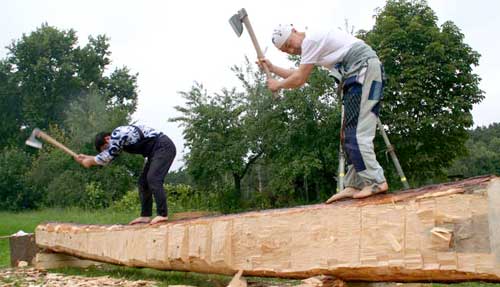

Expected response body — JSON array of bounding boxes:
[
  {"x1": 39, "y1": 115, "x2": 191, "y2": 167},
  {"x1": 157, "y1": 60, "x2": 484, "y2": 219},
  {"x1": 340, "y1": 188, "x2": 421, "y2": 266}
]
[{"x1": 138, "y1": 135, "x2": 176, "y2": 217}]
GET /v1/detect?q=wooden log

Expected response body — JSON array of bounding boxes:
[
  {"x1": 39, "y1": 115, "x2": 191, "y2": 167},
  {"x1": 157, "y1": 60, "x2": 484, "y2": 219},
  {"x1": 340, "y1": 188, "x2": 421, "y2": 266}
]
[{"x1": 35, "y1": 176, "x2": 500, "y2": 282}]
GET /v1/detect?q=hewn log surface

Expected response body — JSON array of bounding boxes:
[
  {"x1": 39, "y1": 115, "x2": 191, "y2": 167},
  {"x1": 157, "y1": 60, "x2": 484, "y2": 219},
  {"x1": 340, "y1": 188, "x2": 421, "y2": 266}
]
[{"x1": 36, "y1": 175, "x2": 500, "y2": 282}]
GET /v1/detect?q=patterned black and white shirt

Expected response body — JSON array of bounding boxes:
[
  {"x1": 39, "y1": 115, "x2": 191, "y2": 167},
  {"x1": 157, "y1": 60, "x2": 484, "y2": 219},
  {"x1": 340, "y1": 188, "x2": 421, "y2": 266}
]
[{"x1": 95, "y1": 125, "x2": 162, "y2": 165}]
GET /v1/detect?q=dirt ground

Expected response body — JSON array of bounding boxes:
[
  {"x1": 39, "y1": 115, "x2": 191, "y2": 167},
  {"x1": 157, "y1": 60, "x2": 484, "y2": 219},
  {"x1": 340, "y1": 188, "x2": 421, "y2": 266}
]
[{"x1": 0, "y1": 267, "x2": 157, "y2": 287}]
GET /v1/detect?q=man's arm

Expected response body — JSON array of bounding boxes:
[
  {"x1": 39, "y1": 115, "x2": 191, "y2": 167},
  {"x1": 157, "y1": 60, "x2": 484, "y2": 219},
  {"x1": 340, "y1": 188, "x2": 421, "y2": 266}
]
[
  {"x1": 76, "y1": 154, "x2": 99, "y2": 168},
  {"x1": 258, "y1": 58, "x2": 295, "y2": 79},
  {"x1": 267, "y1": 63, "x2": 315, "y2": 92},
  {"x1": 269, "y1": 64, "x2": 295, "y2": 79}
]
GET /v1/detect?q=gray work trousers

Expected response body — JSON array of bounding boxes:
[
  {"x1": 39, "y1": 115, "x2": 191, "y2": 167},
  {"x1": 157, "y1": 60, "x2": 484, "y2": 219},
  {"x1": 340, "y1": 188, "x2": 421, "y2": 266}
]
[{"x1": 342, "y1": 57, "x2": 386, "y2": 188}]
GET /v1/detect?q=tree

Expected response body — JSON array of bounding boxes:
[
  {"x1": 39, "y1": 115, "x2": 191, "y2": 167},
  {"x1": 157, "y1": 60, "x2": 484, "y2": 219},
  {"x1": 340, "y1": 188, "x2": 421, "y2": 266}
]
[
  {"x1": 244, "y1": 60, "x2": 340, "y2": 204},
  {"x1": 0, "y1": 23, "x2": 141, "y2": 209},
  {"x1": 0, "y1": 147, "x2": 36, "y2": 211},
  {"x1": 165, "y1": 168, "x2": 193, "y2": 185},
  {"x1": 2, "y1": 23, "x2": 138, "y2": 145},
  {"x1": 360, "y1": 0, "x2": 484, "y2": 185},
  {"x1": 173, "y1": 81, "x2": 263, "y2": 202},
  {"x1": 0, "y1": 60, "x2": 22, "y2": 148},
  {"x1": 448, "y1": 123, "x2": 500, "y2": 178},
  {"x1": 25, "y1": 91, "x2": 142, "y2": 208},
  {"x1": 174, "y1": 57, "x2": 341, "y2": 207}
]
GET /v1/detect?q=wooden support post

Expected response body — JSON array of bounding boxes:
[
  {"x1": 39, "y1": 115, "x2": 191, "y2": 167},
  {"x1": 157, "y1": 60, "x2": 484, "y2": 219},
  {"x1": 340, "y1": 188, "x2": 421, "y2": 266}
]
[{"x1": 34, "y1": 251, "x2": 102, "y2": 270}]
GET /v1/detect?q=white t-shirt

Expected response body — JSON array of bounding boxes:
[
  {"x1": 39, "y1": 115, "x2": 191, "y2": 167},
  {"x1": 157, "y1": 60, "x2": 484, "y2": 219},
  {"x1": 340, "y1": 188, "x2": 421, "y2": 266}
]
[{"x1": 300, "y1": 28, "x2": 362, "y2": 69}]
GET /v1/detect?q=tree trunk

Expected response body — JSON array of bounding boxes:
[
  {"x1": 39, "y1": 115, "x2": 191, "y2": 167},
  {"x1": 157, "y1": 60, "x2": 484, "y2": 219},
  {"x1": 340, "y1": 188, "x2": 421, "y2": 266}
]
[
  {"x1": 258, "y1": 165, "x2": 263, "y2": 193},
  {"x1": 36, "y1": 176, "x2": 500, "y2": 282},
  {"x1": 233, "y1": 173, "x2": 241, "y2": 200},
  {"x1": 304, "y1": 174, "x2": 309, "y2": 202}
]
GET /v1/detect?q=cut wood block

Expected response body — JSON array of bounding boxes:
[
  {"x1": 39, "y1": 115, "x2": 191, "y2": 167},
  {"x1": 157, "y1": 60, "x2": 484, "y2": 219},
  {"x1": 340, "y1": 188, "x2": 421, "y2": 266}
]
[
  {"x1": 34, "y1": 251, "x2": 103, "y2": 269},
  {"x1": 35, "y1": 176, "x2": 500, "y2": 282},
  {"x1": 9, "y1": 233, "x2": 38, "y2": 267}
]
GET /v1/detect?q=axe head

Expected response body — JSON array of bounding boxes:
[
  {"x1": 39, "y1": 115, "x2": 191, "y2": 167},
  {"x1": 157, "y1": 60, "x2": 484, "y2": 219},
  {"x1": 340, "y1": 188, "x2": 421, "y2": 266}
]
[
  {"x1": 25, "y1": 128, "x2": 42, "y2": 149},
  {"x1": 229, "y1": 8, "x2": 248, "y2": 37}
]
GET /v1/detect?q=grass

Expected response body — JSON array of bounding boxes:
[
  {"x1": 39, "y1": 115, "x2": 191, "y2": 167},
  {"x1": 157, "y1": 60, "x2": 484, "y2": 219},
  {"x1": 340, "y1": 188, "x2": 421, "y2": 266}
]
[
  {"x1": 52, "y1": 265, "x2": 296, "y2": 287},
  {"x1": 0, "y1": 207, "x2": 136, "y2": 268},
  {"x1": 54, "y1": 265, "x2": 233, "y2": 287}
]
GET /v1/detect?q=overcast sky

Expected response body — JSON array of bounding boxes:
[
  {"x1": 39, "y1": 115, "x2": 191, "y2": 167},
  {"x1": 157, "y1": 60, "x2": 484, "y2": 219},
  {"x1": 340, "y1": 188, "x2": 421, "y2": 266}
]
[{"x1": 2, "y1": 0, "x2": 499, "y2": 170}]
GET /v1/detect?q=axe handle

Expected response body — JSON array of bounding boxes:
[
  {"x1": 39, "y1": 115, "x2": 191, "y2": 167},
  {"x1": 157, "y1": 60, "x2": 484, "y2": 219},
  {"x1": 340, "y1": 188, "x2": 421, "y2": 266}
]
[
  {"x1": 241, "y1": 17, "x2": 273, "y2": 79},
  {"x1": 37, "y1": 131, "x2": 78, "y2": 158}
]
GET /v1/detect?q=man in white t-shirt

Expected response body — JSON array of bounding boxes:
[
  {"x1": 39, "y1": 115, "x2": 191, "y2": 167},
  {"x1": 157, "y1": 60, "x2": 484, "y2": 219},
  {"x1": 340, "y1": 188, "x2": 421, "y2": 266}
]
[{"x1": 258, "y1": 24, "x2": 388, "y2": 202}]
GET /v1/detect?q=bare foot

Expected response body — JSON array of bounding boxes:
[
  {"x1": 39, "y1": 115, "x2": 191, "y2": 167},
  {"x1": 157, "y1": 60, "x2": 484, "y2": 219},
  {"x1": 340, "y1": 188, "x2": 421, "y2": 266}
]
[
  {"x1": 128, "y1": 216, "x2": 151, "y2": 225},
  {"x1": 353, "y1": 182, "x2": 389, "y2": 199},
  {"x1": 150, "y1": 216, "x2": 168, "y2": 225},
  {"x1": 325, "y1": 187, "x2": 361, "y2": 204}
]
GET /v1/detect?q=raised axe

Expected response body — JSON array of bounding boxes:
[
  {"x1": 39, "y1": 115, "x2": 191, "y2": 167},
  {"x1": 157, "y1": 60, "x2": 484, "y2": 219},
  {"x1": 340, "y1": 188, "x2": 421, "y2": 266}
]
[
  {"x1": 25, "y1": 128, "x2": 78, "y2": 158},
  {"x1": 229, "y1": 8, "x2": 277, "y2": 96}
]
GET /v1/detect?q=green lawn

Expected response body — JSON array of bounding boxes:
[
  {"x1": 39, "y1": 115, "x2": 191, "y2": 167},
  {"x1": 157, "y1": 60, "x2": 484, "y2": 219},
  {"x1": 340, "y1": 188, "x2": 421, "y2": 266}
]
[{"x1": 0, "y1": 208, "x2": 136, "y2": 268}]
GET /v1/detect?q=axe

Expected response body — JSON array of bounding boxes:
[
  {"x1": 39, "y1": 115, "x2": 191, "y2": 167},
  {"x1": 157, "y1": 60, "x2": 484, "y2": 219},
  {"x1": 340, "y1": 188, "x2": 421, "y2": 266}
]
[
  {"x1": 25, "y1": 128, "x2": 78, "y2": 158},
  {"x1": 229, "y1": 8, "x2": 276, "y2": 96}
]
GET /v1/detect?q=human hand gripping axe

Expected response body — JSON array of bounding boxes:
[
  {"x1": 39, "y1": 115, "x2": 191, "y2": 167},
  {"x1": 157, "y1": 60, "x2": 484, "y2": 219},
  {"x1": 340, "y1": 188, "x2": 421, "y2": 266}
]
[
  {"x1": 25, "y1": 128, "x2": 78, "y2": 158},
  {"x1": 229, "y1": 8, "x2": 278, "y2": 98}
]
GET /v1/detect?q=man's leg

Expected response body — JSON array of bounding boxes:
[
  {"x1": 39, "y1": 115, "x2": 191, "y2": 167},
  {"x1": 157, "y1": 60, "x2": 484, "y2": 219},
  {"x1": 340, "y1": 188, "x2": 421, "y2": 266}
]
[
  {"x1": 146, "y1": 136, "x2": 176, "y2": 224},
  {"x1": 326, "y1": 165, "x2": 365, "y2": 203},
  {"x1": 352, "y1": 58, "x2": 387, "y2": 198},
  {"x1": 326, "y1": 82, "x2": 366, "y2": 204},
  {"x1": 129, "y1": 161, "x2": 153, "y2": 225},
  {"x1": 343, "y1": 59, "x2": 387, "y2": 198},
  {"x1": 343, "y1": 80, "x2": 368, "y2": 190}
]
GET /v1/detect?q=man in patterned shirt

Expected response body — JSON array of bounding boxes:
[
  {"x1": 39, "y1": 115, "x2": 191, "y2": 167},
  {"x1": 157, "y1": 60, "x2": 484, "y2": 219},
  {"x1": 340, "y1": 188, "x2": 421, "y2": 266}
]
[{"x1": 76, "y1": 124, "x2": 176, "y2": 225}]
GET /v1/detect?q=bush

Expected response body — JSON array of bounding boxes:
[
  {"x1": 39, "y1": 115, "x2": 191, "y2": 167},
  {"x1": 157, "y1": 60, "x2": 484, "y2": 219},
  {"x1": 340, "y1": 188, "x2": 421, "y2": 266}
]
[
  {"x1": 44, "y1": 170, "x2": 87, "y2": 207},
  {"x1": 111, "y1": 189, "x2": 140, "y2": 213},
  {"x1": 112, "y1": 184, "x2": 224, "y2": 214},
  {"x1": 84, "y1": 182, "x2": 108, "y2": 210},
  {"x1": 167, "y1": 184, "x2": 235, "y2": 213},
  {"x1": 0, "y1": 147, "x2": 36, "y2": 211}
]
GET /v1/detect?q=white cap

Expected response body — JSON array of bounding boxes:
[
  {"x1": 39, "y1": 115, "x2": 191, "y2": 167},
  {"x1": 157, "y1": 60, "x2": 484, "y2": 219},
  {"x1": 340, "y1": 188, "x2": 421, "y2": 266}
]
[{"x1": 272, "y1": 24, "x2": 293, "y2": 49}]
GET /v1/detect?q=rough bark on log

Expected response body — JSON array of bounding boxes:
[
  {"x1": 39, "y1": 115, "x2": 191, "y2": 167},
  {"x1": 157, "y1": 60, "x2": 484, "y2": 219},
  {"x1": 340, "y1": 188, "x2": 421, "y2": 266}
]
[{"x1": 36, "y1": 176, "x2": 500, "y2": 282}]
